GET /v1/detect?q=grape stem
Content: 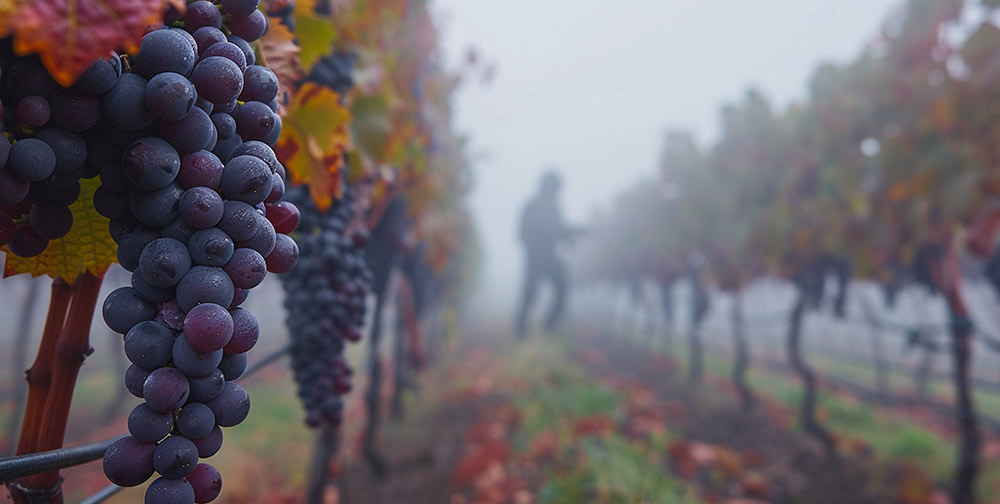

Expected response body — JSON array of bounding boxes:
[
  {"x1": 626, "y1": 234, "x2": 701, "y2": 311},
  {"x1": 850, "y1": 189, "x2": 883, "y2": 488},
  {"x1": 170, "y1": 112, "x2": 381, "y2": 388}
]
[
  {"x1": 12, "y1": 279, "x2": 72, "y2": 457},
  {"x1": 4, "y1": 279, "x2": 42, "y2": 456},
  {"x1": 7, "y1": 273, "x2": 104, "y2": 504}
]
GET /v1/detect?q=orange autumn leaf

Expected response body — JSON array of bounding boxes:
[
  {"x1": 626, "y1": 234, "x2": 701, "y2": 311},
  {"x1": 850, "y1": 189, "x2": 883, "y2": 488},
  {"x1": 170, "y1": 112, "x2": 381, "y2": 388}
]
[
  {"x1": 274, "y1": 82, "x2": 352, "y2": 211},
  {"x1": 6, "y1": 0, "x2": 183, "y2": 87},
  {"x1": 259, "y1": 17, "x2": 303, "y2": 113}
]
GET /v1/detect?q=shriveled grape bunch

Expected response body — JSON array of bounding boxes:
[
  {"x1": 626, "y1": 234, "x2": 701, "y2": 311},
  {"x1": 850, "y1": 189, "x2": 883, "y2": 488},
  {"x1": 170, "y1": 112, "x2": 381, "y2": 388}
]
[
  {"x1": 281, "y1": 185, "x2": 372, "y2": 427},
  {"x1": 0, "y1": 0, "x2": 298, "y2": 502}
]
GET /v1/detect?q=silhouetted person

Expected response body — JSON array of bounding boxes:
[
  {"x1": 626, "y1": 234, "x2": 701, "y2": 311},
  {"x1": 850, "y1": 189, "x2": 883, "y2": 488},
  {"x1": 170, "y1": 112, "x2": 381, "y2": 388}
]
[{"x1": 515, "y1": 171, "x2": 577, "y2": 339}]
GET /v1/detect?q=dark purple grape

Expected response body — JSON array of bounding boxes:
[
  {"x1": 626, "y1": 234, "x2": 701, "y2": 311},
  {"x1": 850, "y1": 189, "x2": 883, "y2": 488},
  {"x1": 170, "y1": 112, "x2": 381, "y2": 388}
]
[
  {"x1": 265, "y1": 201, "x2": 302, "y2": 234},
  {"x1": 229, "y1": 288, "x2": 249, "y2": 308},
  {"x1": 35, "y1": 128, "x2": 87, "y2": 172},
  {"x1": 217, "y1": 200, "x2": 258, "y2": 241},
  {"x1": 153, "y1": 436, "x2": 199, "y2": 479},
  {"x1": 179, "y1": 187, "x2": 224, "y2": 229},
  {"x1": 27, "y1": 203, "x2": 72, "y2": 240},
  {"x1": 265, "y1": 233, "x2": 298, "y2": 274},
  {"x1": 183, "y1": 303, "x2": 234, "y2": 353},
  {"x1": 177, "y1": 150, "x2": 223, "y2": 190},
  {"x1": 125, "y1": 364, "x2": 152, "y2": 398},
  {"x1": 143, "y1": 368, "x2": 191, "y2": 412},
  {"x1": 227, "y1": 9, "x2": 267, "y2": 42},
  {"x1": 188, "y1": 228, "x2": 234, "y2": 267},
  {"x1": 218, "y1": 352, "x2": 247, "y2": 380},
  {"x1": 170, "y1": 27, "x2": 199, "y2": 58},
  {"x1": 0, "y1": 215, "x2": 14, "y2": 246},
  {"x1": 224, "y1": 307, "x2": 258, "y2": 354},
  {"x1": 191, "y1": 426, "x2": 223, "y2": 458},
  {"x1": 0, "y1": 169, "x2": 29, "y2": 205},
  {"x1": 138, "y1": 237, "x2": 192, "y2": 288},
  {"x1": 44, "y1": 181, "x2": 82, "y2": 207},
  {"x1": 117, "y1": 224, "x2": 160, "y2": 271},
  {"x1": 93, "y1": 185, "x2": 131, "y2": 219},
  {"x1": 188, "y1": 369, "x2": 225, "y2": 403},
  {"x1": 17, "y1": 95, "x2": 50, "y2": 127},
  {"x1": 176, "y1": 403, "x2": 216, "y2": 439},
  {"x1": 237, "y1": 213, "x2": 276, "y2": 256},
  {"x1": 200, "y1": 42, "x2": 247, "y2": 71},
  {"x1": 220, "y1": 154, "x2": 272, "y2": 204},
  {"x1": 135, "y1": 29, "x2": 197, "y2": 79},
  {"x1": 206, "y1": 381, "x2": 250, "y2": 427},
  {"x1": 74, "y1": 53, "x2": 122, "y2": 94},
  {"x1": 8, "y1": 138, "x2": 56, "y2": 181},
  {"x1": 239, "y1": 66, "x2": 279, "y2": 104},
  {"x1": 122, "y1": 137, "x2": 181, "y2": 189},
  {"x1": 145, "y1": 72, "x2": 198, "y2": 121},
  {"x1": 261, "y1": 113, "x2": 282, "y2": 144},
  {"x1": 6, "y1": 57, "x2": 57, "y2": 101},
  {"x1": 223, "y1": 248, "x2": 266, "y2": 289},
  {"x1": 103, "y1": 287, "x2": 158, "y2": 333},
  {"x1": 146, "y1": 477, "x2": 195, "y2": 504},
  {"x1": 221, "y1": 0, "x2": 260, "y2": 18},
  {"x1": 49, "y1": 88, "x2": 101, "y2": 132},
  {"x1": 176, "y1": 266, "x2": 235, "y2": 312},
  {"x1": 214, "y1": 99, "x2": 237, "y2": 114},
  {"x1": 162, "y1": 218, "x2": 198, "y2": 245},
  {"x1": 99, "y1": 163, "x2": 131, "y2": 193},
  {"x1": 264, "y1": 173, "x2": 285, "y2": 204},
  {"x1": 192, "y1": 27, "x2": 227, "y2": 55},
  {"x1": 173, "y1": 334, "x2": 224, "y2": 377},
  {"x1": 187, "y1": 463, "x2": 222, "y2": 503},
  {"x1": 102, "y1": 436, "x2": 155, "y2": 487},
  {"x1": 190, "y1": 56, "x2": 243, "y2": 104},
  {"x1": 211, "y1": 133, "x2": 242, "y2": 160},
  {"x1": 211, "y1": 113, "x2": 236, "y2": 139},
  {"x1": 232, "y1": 101, "x2": 276, "y2": 142},
  {"x1": 183, "y1": 1, "x2": 223, "y2": 31},
  {"x1": 227, "y1": 36, "x2": 256, "y2": 66},
  {"x1": 130, "y1": 182, "x2": 183, "y2": 227},
  {"x1": 128, "y1": 403, "x2": 174, "y2": 443},
  {"x1": 159, "y1": 107, "x2": 214, "y2": 154},
  {"x1": 103, "y1": 73, "x2": 156, "y2": 131},
  {"x1": 124, "y1": 320, "x2": 176, "y2": 370},
  {"x1": 132, "y1": 271, "x2": 175, "y2": 303}
]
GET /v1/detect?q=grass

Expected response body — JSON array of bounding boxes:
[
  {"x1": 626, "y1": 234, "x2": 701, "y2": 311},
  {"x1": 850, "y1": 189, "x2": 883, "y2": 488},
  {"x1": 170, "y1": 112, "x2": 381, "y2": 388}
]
[{"x1": 644, "y1": 329, "x2": 1000, "y2": 500}]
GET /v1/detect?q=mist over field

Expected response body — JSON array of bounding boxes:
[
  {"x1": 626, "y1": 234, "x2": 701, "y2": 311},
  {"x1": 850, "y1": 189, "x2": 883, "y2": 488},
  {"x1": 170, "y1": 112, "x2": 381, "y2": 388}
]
[{"x1": 4, "y1": 1, "x2": 1000, "y2": 503}]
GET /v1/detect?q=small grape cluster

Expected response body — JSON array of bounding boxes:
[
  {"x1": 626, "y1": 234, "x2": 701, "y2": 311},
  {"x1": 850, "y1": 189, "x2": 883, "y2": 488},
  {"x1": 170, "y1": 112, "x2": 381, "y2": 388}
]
[
  {"x1": 282, "y1": 186, "x2": 373, "y2": 427},
  {"x1": 89, "y1": 1, "x2": 298, "y2": 503},
  {"x1": 307, "y1": 52, "x2": 357, "y2": 97},
  {"x1": 0, "y1": 44, "x2": 116, "y2": 255}
]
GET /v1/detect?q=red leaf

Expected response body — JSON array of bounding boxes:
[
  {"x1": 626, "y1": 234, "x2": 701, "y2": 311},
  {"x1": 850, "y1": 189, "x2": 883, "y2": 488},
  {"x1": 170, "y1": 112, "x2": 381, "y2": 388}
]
[{"x1": 10, "y1": 0, "x2": 182, "y2": 87}]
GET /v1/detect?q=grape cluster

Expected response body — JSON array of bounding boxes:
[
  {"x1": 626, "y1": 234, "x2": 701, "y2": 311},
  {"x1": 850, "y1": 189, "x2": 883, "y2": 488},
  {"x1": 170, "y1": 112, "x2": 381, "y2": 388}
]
[
  {"x1": 307, "y1": 52, "x2": 357, "y2": 97},
  {"x1": 281, "y1": 186, "x2": 372, "y2": 427},
  {"x1": 0, "y1": 44, "x2": 112, "y2": 256},
  {"x1": 92, "y1": 1, "x2": 299, "y2": 503}
]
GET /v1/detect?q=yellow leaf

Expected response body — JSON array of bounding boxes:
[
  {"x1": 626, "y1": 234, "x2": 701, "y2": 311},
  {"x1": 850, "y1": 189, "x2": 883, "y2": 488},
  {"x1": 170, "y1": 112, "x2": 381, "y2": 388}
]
[
  {"x1": 3, "y1": 177, "x2": 116, "y2": 281},
  {"x1": 274, "y1": 82, "x2": 352, "y2": 210},
  {"x1": 293, "y1": 0, "x2": 337, "y2": 73}
]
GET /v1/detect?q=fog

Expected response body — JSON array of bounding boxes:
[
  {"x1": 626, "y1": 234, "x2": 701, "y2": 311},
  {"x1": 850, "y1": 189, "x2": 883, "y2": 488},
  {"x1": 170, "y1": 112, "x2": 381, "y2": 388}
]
[{"x1": 434, "y1": 0, "x2": 901, "y2": 311}]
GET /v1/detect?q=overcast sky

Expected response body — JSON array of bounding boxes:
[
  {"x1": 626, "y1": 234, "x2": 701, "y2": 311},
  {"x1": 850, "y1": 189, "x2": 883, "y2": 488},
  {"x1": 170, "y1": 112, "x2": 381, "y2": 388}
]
[{"x1": 432, "y1": 0, "x2": 901, "y2": 309}]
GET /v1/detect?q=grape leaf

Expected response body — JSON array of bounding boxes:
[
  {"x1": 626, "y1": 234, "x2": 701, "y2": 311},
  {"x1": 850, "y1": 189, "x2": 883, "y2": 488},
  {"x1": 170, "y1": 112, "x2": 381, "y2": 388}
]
[
  {"x1": 3, "y1": 177, "x2": 116, "y2": 282},
  {"x1": 274, "y1": 82, "x2": 352, "y2": 211},
  {"x1": 351, "y1": 95, "x2": 392, "y2": 162},
  {"x1": 259, "y1": 17, "x2": 303, "y2": 114},
  {"x1": 7, "y1": 0, "x2": 183, "y2": 87},
  {"x1": 293, "y1": 0, "x2": 337, "y2": 73}
]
